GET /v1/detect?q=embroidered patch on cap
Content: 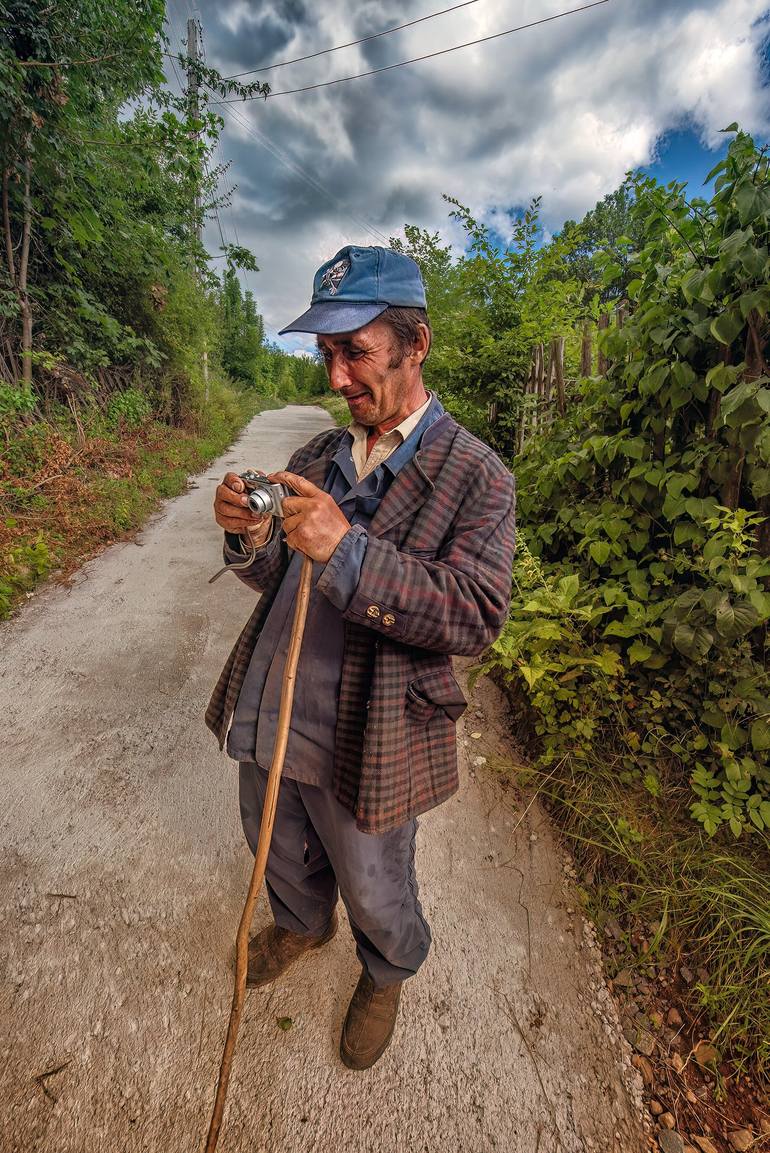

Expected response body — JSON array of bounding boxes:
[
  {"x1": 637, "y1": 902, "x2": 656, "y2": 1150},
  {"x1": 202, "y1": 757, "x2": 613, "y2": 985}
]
[{"x1": 320, "y1": 257, "x2": 350, "y2": 296}]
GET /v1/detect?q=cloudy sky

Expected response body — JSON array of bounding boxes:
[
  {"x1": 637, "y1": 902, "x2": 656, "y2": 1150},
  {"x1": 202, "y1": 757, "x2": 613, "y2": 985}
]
[{"x1": 162, "y1": 0, "x2": 770, "y2": 352}]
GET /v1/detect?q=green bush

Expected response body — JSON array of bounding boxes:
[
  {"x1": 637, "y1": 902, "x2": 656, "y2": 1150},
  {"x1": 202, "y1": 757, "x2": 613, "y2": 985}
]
[
  {"x1": 107, "y1": 387, "x2": 153, "y2": 429},
  {"x1": 0, "y1": 531, "x2": 52, "y2": 615},
  {"x1": 507, "y1": 129, "x2": 770, "y2": 841},
  {"x1": 0, "y1": 383, "x2": 36, "y2": 418}
]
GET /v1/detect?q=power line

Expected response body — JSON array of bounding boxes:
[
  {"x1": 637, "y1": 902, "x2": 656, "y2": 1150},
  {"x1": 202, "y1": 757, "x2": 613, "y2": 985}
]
[
  {"x1": 214, "y1": 0, "x2": 611, "y2": 102},
  {"x1": 220, "y1": 0, "x2": 483, "y2": 78},
  {"x1": 213, "y1": 95, "x2": 391, "y2": 246}
]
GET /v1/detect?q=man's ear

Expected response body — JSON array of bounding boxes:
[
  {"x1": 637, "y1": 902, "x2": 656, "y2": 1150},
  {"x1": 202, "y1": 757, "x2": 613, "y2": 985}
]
[{"x1": 412, "y1": 322, "x2": 431, "y2": 366}]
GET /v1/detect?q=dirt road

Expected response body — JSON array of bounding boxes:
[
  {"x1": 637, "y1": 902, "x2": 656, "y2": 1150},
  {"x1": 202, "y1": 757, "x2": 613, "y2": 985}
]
[{"x1": 1, "y1": 405, "x2": 646, "y2": 1153}]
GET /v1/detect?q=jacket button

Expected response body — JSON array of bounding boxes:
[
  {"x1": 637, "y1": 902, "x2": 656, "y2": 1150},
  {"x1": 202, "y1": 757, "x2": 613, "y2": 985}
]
[
  {"x1": 382, "y1": 612, "x2": 396, "y2": 627},
  {"x1": 366, "y1": 604, "x2": 380, "y2": 619}
]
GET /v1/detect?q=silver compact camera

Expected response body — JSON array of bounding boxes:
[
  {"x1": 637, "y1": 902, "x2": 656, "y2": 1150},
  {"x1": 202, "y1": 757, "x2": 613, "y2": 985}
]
[{"x1": 239, "y1": 470, "x2": 291, "y2": 518}]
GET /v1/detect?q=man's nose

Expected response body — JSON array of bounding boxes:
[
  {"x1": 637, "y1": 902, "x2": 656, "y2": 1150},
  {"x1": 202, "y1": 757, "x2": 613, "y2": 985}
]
[{"x1": 328, "y1": 354, "x2": 351, "y2": 392}]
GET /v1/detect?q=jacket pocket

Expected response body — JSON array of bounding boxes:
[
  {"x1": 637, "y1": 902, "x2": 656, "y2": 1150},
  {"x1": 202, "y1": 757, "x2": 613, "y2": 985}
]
[
  {"x1": 406, "y1": 667, "x2": 468, "y2": 723},
  {"x1": 400, "y1": 545, "x2": 438, "y2": 561}
]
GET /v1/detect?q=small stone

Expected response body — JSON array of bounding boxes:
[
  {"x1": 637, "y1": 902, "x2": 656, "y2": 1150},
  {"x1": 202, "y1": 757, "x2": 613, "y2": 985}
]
[
  {"x1": 649, "y1": 1100, "x2": 664, "y2": 1116},
  {"x1": 728, "y1": 1131, "x2": 754, "y2": 1152},
  {"x1": 685, "y1": 1090, "x2": 697, "y2": 1104},
  {"x1": 470, "y1": 731, "x2": 482, "y2": 739},
  {"x1": 658, "y1": 1132, "x2": 684, "y2": 1153},
  {"x1": 606, "y1": 915, "x2": 623, "y2": 940},
  {"x1": 649, "y1": 1010, "x2": 664, "y2": 1030},
  {"x1": 614, "y1": 969, "x2": 634, "y2": 988},
  {"x1": 679, "y1": 966, "x2": 694, "y2": 984},
  {"x1": 667, "y1": 1007, "x2": 683, "y2": 1029},
  {"x1": 759, "y1": 1119, "x2": 770, "y2": 1137},
  {"x1": 631, "y1": 1054, "x2": 654, "y2": 1087},
  {"x1": 671, "y1": 1052, "x2": 685, "y2": 1073},
  {"x1": 692, "y1": 1040, "x2": 720, "y2": 1069},
  {"x1": 691, "y1": 1137, "x2": 719, "y2": 1153},
  {"x1": 659, "y1": 1113, "x2": 676, "y2": 1129},
  {"x1": 696, "y1": 967, "x2": 709, "y2": 984},
  {"x1": 473, "y1": 756, "x2": 486, "y2": 767},
  {"x1": 633, "y1": 1028, "x2": 656, "y2": 1057}
]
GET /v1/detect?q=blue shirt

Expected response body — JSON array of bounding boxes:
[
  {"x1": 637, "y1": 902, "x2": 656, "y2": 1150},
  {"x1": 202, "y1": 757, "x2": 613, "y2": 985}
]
[{"x1": 225, "y1": 394, "x2": 445, "y2": 785}]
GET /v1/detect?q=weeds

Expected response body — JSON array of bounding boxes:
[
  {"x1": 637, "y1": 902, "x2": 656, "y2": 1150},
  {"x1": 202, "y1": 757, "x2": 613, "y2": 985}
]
[
  {"x1": 0, "y1": 382, "x2": 279, "y2": 618},
  {"x1": 503, "y1": 749, "x2": 770, "y2": 1080}
]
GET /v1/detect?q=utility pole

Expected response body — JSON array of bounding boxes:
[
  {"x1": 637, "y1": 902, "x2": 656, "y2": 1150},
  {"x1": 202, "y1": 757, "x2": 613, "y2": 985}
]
[{"x1": 186, "y1": 17, "x2": 209, "y2": 402}]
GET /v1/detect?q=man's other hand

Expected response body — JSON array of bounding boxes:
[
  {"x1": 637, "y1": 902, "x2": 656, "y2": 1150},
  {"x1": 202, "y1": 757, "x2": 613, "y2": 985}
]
[
  {"x1": 214, "y1": 472, "x2": 272, "y2": 547},
  {"x1": 271, "y1": 471, "x2": 351, "y2": 563}
]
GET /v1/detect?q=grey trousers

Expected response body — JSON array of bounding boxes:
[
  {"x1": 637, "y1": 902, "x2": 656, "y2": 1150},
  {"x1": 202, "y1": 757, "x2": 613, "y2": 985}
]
[{"x1": 238, "y1": 762, "x2": 431, "y2": 986}]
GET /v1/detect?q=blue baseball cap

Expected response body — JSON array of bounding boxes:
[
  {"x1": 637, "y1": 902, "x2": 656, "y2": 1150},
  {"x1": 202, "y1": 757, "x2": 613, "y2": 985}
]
[{"x1": 278, "y1": 245, "x2": 427, "y2": 335}]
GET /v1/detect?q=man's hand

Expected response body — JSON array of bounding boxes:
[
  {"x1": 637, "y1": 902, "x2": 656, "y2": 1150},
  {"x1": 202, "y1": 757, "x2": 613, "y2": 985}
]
[
  {"x1": 271, "y1": 471, "x2": 351, "y2": 563},
  {"x1": 214, "y1": 472, "x2": 272, "y2": 547}
]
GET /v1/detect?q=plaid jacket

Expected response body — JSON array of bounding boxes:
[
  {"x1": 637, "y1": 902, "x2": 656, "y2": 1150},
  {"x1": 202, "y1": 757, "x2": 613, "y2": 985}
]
[{"x1": 205, "y1": 411, "x2": 516, "y2": 833}]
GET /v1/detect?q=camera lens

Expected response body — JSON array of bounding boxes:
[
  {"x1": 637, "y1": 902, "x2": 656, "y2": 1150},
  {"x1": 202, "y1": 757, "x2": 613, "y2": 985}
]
[{"x1": 247, "y1": 489, "x2": 272, "y2": 515}]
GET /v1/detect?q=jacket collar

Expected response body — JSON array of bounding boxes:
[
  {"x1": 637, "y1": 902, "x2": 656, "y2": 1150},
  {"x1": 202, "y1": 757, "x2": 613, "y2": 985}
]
[
  {"x1": 301, "y1": 410, "x2": 458, "y2": 538},
  {"x1": 371, "y1": 413, "x2": 457, "y2": 538}
]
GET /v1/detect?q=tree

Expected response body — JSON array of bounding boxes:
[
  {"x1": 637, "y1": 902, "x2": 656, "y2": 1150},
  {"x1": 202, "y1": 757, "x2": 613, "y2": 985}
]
[
  {"x1": 394, "y1": 197, "x2": 582, "y2": 450},
  {"x1": 0, "y1": 0, "x2": 267, "y2": 394},
  {"x1": 559, "y1": 179, "x2": 646, "y2": 305}
]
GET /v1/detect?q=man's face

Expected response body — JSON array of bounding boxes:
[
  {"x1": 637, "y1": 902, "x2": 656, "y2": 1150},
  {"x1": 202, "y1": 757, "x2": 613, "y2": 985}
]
[{"x1": 316, "y1": 317, "x2": 420, "y2": 430}]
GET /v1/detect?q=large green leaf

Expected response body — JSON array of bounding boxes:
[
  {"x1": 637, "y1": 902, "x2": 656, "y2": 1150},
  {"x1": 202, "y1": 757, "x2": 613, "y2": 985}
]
[
  {"x1": 721, "y1": 378, "x2": 759, "y2": 417},
  {"x1": 681, "y1": 267, "x2": 714, "y2": 304},
  {"x1": 589, "y1": 540, "x2": 611, "y2": 565},
  {"x1": 735, "y1": 181, "x2": 770, "y2": 226},
  {"x1": 628, "y1": 640, "x2": 654, "y2": 664},
  {"x1": 715, "y1": 599, "x2": 760, "y2": 641},
  {"x1": 709, "y1": 310, "x2": 745, "y2": 346},
  {"x1": 750, "y1": 718, "x2": 770, "y2": 752},
  {"x1": 672, "y1": 622, "x2": 714, "y2": 660}
]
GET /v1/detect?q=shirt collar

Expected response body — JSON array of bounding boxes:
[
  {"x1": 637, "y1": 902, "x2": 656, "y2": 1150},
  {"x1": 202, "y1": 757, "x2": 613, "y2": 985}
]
[
  {"x1": 381, "y1": 391, "x2": 445, "y2": 476},
  {"x1": 346, "y1": 391, "x2": 443, "y2": 472},
  {"x1": 348, "y1": 391, "x2": 433, "y2": 449}
]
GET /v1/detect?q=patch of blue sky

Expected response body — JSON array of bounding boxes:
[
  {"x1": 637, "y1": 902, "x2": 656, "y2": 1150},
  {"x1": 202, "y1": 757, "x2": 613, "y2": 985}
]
[{"x1": 642, "y1": 126, "x2": 728, "y2": 199}]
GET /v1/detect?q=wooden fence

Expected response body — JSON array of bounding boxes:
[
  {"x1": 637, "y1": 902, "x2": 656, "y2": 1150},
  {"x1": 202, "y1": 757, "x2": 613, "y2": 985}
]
[{"x1": 514, "y1": 307, "x2": 625, "y2": 451}]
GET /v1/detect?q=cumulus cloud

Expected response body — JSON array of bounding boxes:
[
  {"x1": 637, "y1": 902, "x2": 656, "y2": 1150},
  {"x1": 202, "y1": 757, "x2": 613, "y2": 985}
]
[{"x1": 172, "y1": 0, "x2": 770, "y2": 349}]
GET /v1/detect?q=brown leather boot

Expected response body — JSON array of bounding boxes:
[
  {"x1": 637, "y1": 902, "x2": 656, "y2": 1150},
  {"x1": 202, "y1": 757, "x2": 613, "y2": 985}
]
[
  {"x1": 340, "y1": 968, "x2": 402, "y2": 1069},
  {"x1": 246, "y1": 910, "x2": 338, "y2": 988}
]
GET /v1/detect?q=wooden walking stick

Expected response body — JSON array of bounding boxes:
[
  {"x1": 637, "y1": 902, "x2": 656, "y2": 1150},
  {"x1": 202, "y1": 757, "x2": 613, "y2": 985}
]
[{"x1": 204, "y1": 550, "x2": 314, "y2": 1153}]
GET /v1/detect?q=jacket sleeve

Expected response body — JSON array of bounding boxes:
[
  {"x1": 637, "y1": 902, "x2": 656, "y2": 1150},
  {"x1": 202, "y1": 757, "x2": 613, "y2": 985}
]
[
  {"x1": 320, "y1": 457, "x2": 515, "y2": 656},
  {"x1": 220, "y1": 525, "x2": 289, "y2": 594},
  {"x1": 218, "y1": 438, "x2": 318, "y2": 594}
]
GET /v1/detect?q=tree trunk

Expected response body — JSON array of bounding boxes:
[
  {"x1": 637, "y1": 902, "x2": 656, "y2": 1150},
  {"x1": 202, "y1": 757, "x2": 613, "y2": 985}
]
[
  {"x1": 19, "y1": 146, "x2": 33, "y2": 385},
  {"x1": 757, "y1": 495, "x2": 770, "y2": 557},
  {"x1": 2, "y1": 165, "x2": 14, "y2": 288},
  {"x1": 744, "y1": 309, "x2": 768, "y2": 379},
  {"x1": 2, "y1": 145, "x2": 34, "y2": 387},
  {"x1": 698, "y1": 349, "x2": 729, "y2": 497},
  {"x1": 720, "y1": 448, "x2": 745, "y2": 510}
]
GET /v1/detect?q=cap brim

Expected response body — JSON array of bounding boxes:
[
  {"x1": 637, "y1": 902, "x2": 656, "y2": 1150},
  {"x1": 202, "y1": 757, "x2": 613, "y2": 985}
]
[{"x1": 278, "y1": 300, "x2": 388, "y2": 336}]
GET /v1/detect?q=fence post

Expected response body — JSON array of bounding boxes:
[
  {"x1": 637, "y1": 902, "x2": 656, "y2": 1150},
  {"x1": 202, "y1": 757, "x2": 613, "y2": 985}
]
[
  {"x1": 597, "y1": 313, "x2": 609, "y2": 376},
  {"x1": 534, "y1": 342, "x2": 544, "y2": 437},
  {"x1": 552, "y1": 335, "x2": 566, "y2": 416},
  {"x1": 581, "y1": 320, "x2": 592, "y2": 377}
]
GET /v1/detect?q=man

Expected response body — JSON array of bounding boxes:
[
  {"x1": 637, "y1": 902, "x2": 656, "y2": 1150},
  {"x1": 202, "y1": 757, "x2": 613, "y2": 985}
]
[{"x1": 207, "y1": 244, "x2": 515, "y2": 1070}]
